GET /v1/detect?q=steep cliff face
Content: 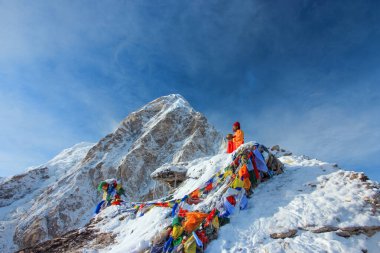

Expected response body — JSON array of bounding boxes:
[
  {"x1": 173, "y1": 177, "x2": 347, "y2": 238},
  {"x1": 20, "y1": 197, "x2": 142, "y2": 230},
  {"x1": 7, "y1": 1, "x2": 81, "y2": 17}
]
[
  {"x1": 0, "y1": 94, "x2": 223, "y2": 251},
  {"x1": 83, "y1": 94, "x2": 222, "y2": 200}
]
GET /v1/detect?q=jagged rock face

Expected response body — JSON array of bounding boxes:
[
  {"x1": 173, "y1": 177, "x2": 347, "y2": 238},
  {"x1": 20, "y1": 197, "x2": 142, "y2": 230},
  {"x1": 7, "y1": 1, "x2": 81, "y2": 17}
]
[
  {"x1": 7, "y1": 94, "x2": 223, "y2": 250},
  {"x1": 0, "y1": 167, "x2": 49, "y2": 207},
  {"x1": 83, "y1": 94, "x2": 222, "y2": 199}
]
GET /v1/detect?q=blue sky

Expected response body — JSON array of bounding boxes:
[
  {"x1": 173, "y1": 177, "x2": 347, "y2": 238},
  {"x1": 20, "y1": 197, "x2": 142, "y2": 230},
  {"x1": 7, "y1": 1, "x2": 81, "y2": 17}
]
[{"x1": 0, "y1": 0, "x2": 379, "y2": 181}]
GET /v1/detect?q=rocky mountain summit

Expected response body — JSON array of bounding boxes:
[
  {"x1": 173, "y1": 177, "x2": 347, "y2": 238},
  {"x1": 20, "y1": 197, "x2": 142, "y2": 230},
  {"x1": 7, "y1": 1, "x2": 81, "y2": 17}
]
[{"x1": 0, "y1": 94, "x2": 223, "y2": 252}]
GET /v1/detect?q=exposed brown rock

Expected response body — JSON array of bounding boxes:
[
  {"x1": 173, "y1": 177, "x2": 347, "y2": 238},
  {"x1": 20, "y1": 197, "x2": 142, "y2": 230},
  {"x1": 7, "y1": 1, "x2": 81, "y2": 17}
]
[
  {"x1": 278, "y1": 225, "x2": 380, "y2": 239},
  {"x1": 269, "y1": 145, "x2": 292, "y2": 157},
  {"x1": 364, "y1": 192, "x2": 380, "y2": 215},
  {"x1": 266, "y1": 153, "x2": 284, "y2": 175},
  {"x1": 336, "y1": 226, "x2": 380, "y2": 238},
  {"x1": 270, "y1": 229, "x2": 297, "y2": 239},
  {"x1": 349, "y1": 172, "x2": 369, "y2": 182},
  {"x1": 310, "y1": 226, "x2": 339, "y2": 233},
  {"x1": 302, "y1": 225, "x2": 380, "y2": 238},
  {"x1": 13, "y1": 217, "x2": 49, "y2": 248},
  {"x1": 336, "y1": 230, "x2": 351, "y2": 238},
  {"x1": 15, "y1": 225, "x2": 115, "y2": 253},
  {"x1": 151, "y1": 164, "x2": 188, "y2": 187}
]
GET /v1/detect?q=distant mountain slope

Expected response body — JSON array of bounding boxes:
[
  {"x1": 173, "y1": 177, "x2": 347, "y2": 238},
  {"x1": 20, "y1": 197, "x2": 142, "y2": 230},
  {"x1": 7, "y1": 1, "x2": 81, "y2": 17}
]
[{"x1": 0, "y1": 142, "x2": 94, "y2": 253}]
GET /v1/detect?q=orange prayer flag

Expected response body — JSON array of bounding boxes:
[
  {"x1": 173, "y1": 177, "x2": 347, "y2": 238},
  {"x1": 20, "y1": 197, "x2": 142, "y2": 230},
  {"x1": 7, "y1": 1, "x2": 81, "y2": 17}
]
[
  {"x1": 183, "y1": 212, "x2": 208, "y2": 233},
  {"x1": 190, "y1": 189, "x2": 200, "y2": 199}
]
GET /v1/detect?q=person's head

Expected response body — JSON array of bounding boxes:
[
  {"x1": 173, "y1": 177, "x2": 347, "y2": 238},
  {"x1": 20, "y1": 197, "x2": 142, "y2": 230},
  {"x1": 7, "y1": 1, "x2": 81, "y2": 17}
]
[{"x1": 233, "y1": 121, "x2": 240, "y2": 132}]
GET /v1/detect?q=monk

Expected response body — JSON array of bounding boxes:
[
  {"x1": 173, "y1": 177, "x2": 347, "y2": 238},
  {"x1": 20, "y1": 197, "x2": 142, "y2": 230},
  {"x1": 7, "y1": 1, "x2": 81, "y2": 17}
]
[{"x1": 232, "y1": 121, "x2": 244, "y2": 151}]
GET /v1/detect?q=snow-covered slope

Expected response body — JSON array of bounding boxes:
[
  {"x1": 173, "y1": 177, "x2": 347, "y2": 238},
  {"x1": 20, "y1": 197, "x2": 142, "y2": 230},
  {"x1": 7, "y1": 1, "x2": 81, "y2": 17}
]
[
  {"x1": 71, "y1": 144, "x2": 378, "y2": 253},
  {"x1": 97, "y1": 151, "x2": 233, "y2": 252},
  {"x1": 0, "y1": 94, "x2": 223, "y2": 251},
  {"x1": 207, "y1": 155, "x2": 380, "y2": 253}
]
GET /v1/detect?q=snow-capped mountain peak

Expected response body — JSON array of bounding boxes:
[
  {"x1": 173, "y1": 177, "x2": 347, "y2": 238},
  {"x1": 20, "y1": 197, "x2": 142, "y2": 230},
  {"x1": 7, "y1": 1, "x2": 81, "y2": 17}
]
[{"x1": 0, "y1": 94, "x2": 222, "y2": 252}]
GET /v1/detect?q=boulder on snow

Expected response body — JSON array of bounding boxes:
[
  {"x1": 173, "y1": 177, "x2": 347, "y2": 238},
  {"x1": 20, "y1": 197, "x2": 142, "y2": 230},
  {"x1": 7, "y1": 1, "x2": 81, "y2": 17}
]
[
  {"x1": 266, "y1": 153, "x2": 284, "y2": 175},
  {"x1": 270, "y1": 229, "x2": 298, "y2": 239},
  {"x1": 349, "y1": 172, "x2": 369, "y2": 182},
  {"x1": 336, "y1": 226, "x2": 380, "y2": 238},
  {"x1": 309, "y1": 226, "x2": 339, "y2": 233},
  {"x1": 270, "y1": 145, "x2": 292, "y2": 157},
  {"x1": 150, "y1": 163, "x2": 188, "y2": 187}
]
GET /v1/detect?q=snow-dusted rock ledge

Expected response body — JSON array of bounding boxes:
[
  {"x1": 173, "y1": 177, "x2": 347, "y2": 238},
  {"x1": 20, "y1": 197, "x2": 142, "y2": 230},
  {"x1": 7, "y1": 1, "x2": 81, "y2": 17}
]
[{"x1": 150, "y1": 163, "x2": 188, "y2": 187}]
